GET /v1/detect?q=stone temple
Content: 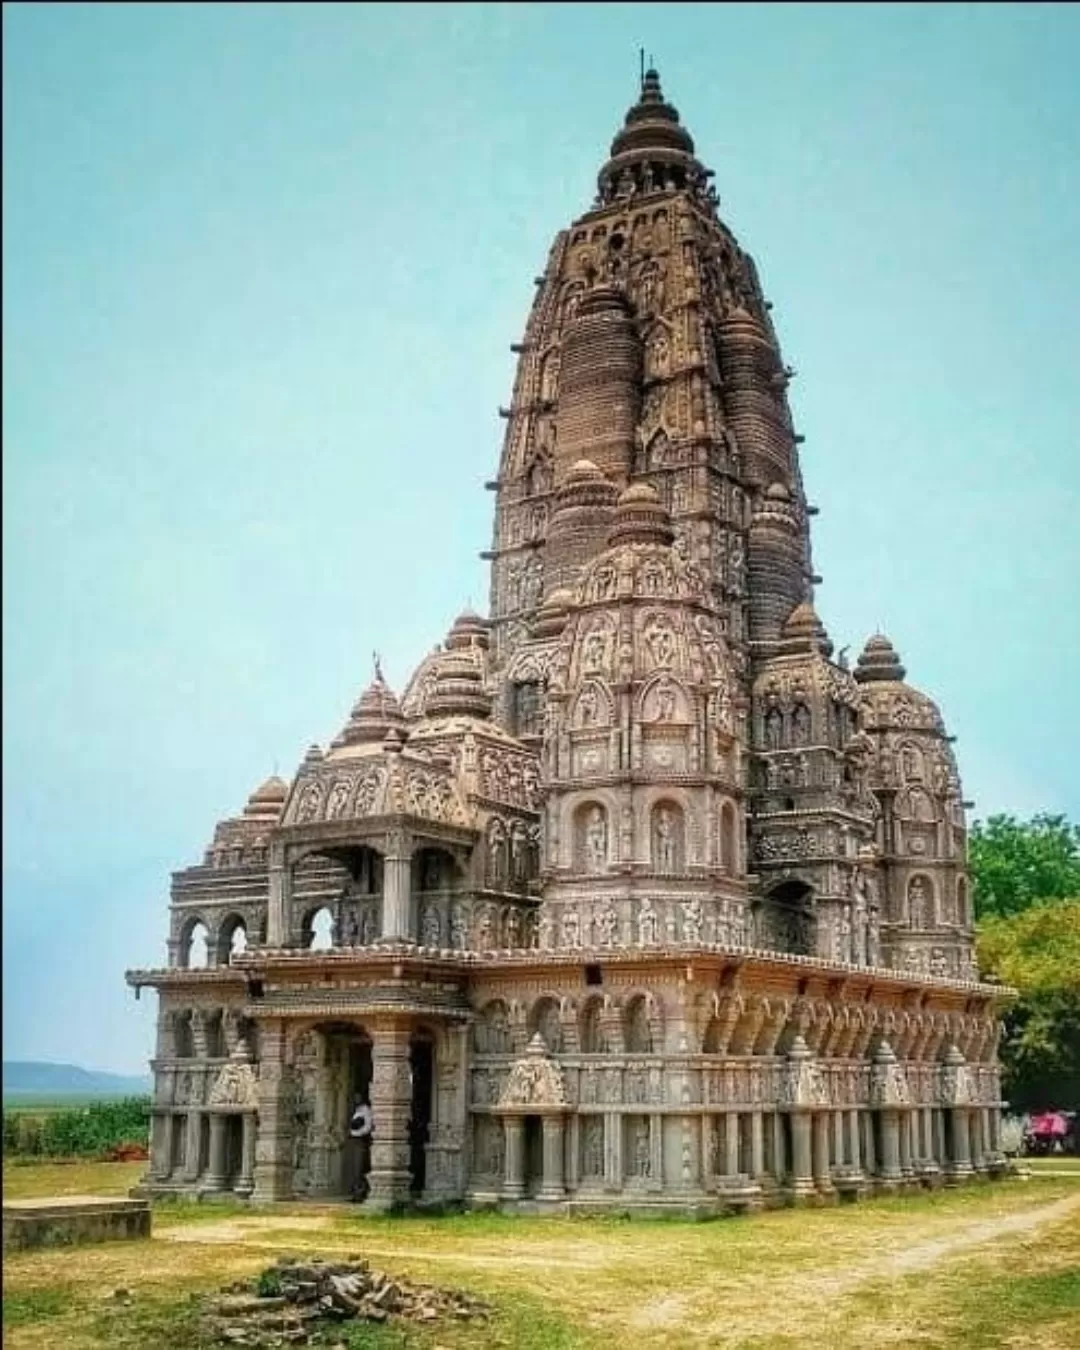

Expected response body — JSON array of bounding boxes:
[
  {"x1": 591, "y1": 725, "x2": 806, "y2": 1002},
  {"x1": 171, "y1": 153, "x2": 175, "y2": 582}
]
[{"x1": 128, "y1": 70, "x2": 1009, "y2": 1212}]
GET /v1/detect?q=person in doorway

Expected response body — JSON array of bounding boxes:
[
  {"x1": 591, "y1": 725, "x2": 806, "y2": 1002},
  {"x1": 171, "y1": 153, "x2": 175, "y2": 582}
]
[{"x1": 348, "y1": 1098, "x2": 374, "y2": 1202}]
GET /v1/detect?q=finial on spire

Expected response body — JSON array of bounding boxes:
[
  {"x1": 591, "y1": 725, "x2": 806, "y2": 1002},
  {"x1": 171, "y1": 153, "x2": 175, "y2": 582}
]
[
  {"x1": 639, "y1": 47, "x2": 645, "y2": 92},
  {"x1": 372, "y1": 650, "x2": 384, "y2": 683}
]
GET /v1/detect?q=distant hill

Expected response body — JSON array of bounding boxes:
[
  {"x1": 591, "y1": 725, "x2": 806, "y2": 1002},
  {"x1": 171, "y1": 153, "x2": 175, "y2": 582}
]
[{"x1": 3, "y1": 1061, "x2": 152, "y2": 1099}]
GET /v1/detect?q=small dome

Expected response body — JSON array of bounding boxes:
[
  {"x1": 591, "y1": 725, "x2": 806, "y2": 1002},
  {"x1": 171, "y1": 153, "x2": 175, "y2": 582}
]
[
  {"x1": 779, "y1": 600, "x2": 833, "y2": 657},
  {"x1": 242, "y1": 775, "x2": 288, "y2": 820},
  {"x1": 609, "y1": 480, "x2": 674, "y2": 547},
  {"x1": 333, "y1": 668, "x2": 406, "y2": 748},
  {"x1": 611, "y1": 69, "x2": 695, "y2": 157},
  {"x1": 566, "y1": 458, "x2": 605, "y2": 483},
  {"x1": 446, "y1": 609, "x2": 491, "y2": 652},
  {"x1": 425, "y1": 650, "x2": 492, "y2": 720},
  {"x1": 854, "y1": 633, "x2": 907, "y2": 684}
]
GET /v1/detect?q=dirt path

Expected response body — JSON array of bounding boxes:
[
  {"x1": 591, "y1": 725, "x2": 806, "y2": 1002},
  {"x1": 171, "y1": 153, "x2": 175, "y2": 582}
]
[{"x1": 632, "y1": 1191, "x2": 1080, "y2": 1330}]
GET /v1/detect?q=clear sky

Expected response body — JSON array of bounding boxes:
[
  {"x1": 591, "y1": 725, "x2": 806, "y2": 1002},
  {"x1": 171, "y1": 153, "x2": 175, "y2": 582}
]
[{"x1": 4, "y1": 2, "x2": 1078, "y2": 1073}]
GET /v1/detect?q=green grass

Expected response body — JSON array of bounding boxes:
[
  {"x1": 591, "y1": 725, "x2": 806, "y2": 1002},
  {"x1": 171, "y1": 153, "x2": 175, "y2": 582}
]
[
  {"x1": 1026, "y1": 1155, "x2": 1080, "y2": 1173},
  {"x1": 2, "y1": 1285, "x2": 76, "y2": 1328},
  {"x1": 4, "y1": 1164, "x2": 1078, "y2": 1349}
]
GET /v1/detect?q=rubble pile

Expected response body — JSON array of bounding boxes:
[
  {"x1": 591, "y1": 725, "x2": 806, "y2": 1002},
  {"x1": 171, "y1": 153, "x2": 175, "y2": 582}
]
[{"x1": 203, "y1": 1255, "x2": 491, "y2": 1347}]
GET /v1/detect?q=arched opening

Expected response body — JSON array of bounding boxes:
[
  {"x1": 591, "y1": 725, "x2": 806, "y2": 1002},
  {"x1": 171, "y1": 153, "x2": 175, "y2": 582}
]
[
  {"x1": 530, "y1": 996, "x2": 563, "y2": 1053},
  {"x1": 180, "y1": 919, "x2": 210, "y2": 970},
  {"x1": 408, "y1": 1029, "x2": 436, "y2": 1197},
  {"x1": 624, "y1": 995, "x2": 654, "y2": 1054},
  {"x1": 651, "y1": 800, "x2": 684, "y2": 873},
  {"x1": 296, "y1": 1021, "x2": 373, "y2": 1201},
  {"x1": 720, "y1": 801, "x2": 738, "y2": 875},
  {"x1": 203, "y1": 1010, "x2": 225, "y2": 1059},
  {"x1": 328, "y1": 845, "x2": 385, "y2": 946},
  {"x1": 216, "y1": 914, "x2": 248, "y2": 964},
  {"x1": 579, "y1": 997, "x2": 607, "y2": 1054},
  {"x1": 172, "y1": 1010, "x2": 195, "y2": 1059},
  {"x1": 305, "y1": 907, "x2": 335, "y2": 951},
  {"x1": 414, "y1": 846, "x2": 461, "y2": 945},
  {"x1": 474, "y1": 999, "x2": 512, "y2": 1055},
  {"x1": 574, "y1": 802, "x2": 609, "y2": 873},
  {"x1": 755, "y1": 880, "x2": 815, "y2": 956}
]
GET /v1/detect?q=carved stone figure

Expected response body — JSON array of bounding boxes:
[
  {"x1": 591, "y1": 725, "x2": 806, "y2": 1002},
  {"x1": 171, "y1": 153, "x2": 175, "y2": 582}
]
[
  {"x1": 654, "y1": 807, "x2": 678, "y2": 873},
  {"x1": 637, "y1": 897, "x2": 659, "y2": 946},
  {"x1": 584, "y1": 807, "x2": 607, "y2": 872}
]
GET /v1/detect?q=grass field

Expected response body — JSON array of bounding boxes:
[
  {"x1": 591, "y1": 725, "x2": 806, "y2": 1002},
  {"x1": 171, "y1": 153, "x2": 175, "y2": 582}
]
[{"x1": 3, "y1": 1161, "x2": 1079, "y2": 1348}]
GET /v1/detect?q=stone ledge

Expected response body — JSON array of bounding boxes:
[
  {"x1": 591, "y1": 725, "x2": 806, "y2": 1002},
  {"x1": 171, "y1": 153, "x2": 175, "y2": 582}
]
[{"x1": 3, "y1": 1195, "x2": 151, "y2": 1252}]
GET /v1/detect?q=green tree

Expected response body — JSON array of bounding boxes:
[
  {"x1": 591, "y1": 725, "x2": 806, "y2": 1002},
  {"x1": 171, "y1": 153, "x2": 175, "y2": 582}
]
[
  {"x1": 969, "y1": 813, "x2": 1080, "y2": 918},
  {"x1": 977, "y1": 899, "x2": 1080, "y2": 1111}
]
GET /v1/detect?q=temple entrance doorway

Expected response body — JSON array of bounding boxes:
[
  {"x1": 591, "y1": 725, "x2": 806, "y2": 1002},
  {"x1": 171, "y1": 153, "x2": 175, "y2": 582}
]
[
  {"x1": 408, "y1": 1031, "x2": 435, "y2": 1197},
  {"x1": 523, "y1": 1115, "x2": 543, "y2": 1198},
  {"x1": 306, "y1": 1021, "x2": 372, "y2": 1200}
]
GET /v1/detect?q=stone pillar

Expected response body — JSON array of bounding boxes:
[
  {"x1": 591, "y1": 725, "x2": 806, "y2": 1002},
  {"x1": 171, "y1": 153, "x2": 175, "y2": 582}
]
[
  {"x1": 148, "y1": 1112, "x2": 169, "y2": 1181},
  {"x1": 790, "y1": 1114, "x2": 814, "y2": 1197},
  {"x1": 948, "y1": 1108, "x2": 973, "y2": 1178},
  {"x1": 236, "y1": 1112, "x2": 257, "y2": 1197},
  {"x1": 725, "y1": 1112, "x2": 740, "y2": 1177},
  {"x1": 880, "y1": 1109, "x2": 902, "y2": 1184},
  {"x1": 605, "y1": 1112, "x2": 622, "y2": 1190},
  {"x1": 862, "y1": 1110, "x2": 876, "y2": 1179},
  {"x1": 367, "y1": 1018, "x2": 414, "y2": 1210},
  {"x1": 204, "y1": 1113, "x2": 228, "y2": 1191},
  {"x1": 381, "y1": 837, "x2": 414, "y2": 942},
  {"x1": 253, "y1": 1020, "x2": 293, "y2": 1202},
  {"x1": 267, "y1": 845, "x2": 288, "y2": 946},
  {"x1": 812, "y1": 1112, "x2": 833, "y2": 1192},
  {"x1": 502, "y1": 1117, "x2": 526, "y2": 1200},
  {"x1": 539, "y1": 1116, "x2": 566, "y2": 1200},
  {"x1": 182, "y1": 1110, "x2": 203, "y2": 1183},
  {"x1": 772, "y1": 1113, "x2": 785, "y2": 1180},
  {"x1": 898, "y1": 1109, "x2": 912, "y2": 1178},
  {"x1": 832, "y1": 1110, "x2": 844, "y2": 1167},
  {"x1": 750, "y1": 1112, "x2": 765, "y2": 1179},
  {"x1": 848, "y1": 1109, "x2": 862, "y2": 1174}
]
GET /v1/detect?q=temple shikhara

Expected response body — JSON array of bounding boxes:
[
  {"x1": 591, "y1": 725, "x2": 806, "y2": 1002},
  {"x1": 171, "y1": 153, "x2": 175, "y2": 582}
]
[{"x1": 128, "y1": 71, "x2": 1008, "y2": 1212}]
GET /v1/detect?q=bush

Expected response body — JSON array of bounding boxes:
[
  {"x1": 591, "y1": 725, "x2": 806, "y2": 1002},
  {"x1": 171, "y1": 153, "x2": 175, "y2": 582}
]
[{"x1": 2, "y1": 1097, "x2": 151, "y2": 1159}]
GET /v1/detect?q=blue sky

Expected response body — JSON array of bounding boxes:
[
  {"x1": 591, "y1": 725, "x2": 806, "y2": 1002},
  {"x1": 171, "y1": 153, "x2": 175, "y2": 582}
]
[{"x1": 4, "y1": 2, "x2": 1078, "y2": 1072}]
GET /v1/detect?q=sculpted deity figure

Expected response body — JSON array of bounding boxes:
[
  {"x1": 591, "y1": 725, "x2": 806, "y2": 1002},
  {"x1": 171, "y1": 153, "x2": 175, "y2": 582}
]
[
  {"x1": 654, "y1": 808, "x2": 678, "y2": 873},
  {"x1": 449, "y1": 904, "x2": 467, "y2": 950},
  {"x1": 584, "y1": 807, "x2": 608, "y2": 872},
  {"x1": 791, "y1": 703, "x2": 812, "y2": 746},
  {"x1": 902, "y1": 745, "x2": 923, "y2": 782},
  {"x1": 578, "y1": 686, "x2": 600, "y2": 727},
  {"x1": 654, "y1": 680, "x2": 677, "y2": 723},
  {"x1": 681, "y1": 897, "x2": 703, "y2": 943},
  {"x1": 421, "y1": 905, "x2": 441, "y2": 949},
  {"x1": 633, "y1": 1119, "x2": 651, "y2": 1178},
  {"x1": 637, "y1": 897, "x2": 659, "y2": 946},
  {"x1": 297, "y1": 782, "x2": 321, "y2": 823},
  {"x1": 764, "y1": 706, "x2": 784, "y2": 750},
  {"x1": 326, "y1": 779, "x2": 351, "y2": 820},
  {"x1": 476, "y1": 907, "x2": 495, "y2": 951},
  {"x1": 597, "y1": 902, "x2": 618, "y2": 947},
  {"x1": 561, "y1": 908, "x2": 581, "y2": 948},
  {"x1": 583, "y1": 628, "x2": 608, "y2": 672},
  {"x1": 908, "y1": 877, "x2": 929, "y2": 928},
  {"x1": 583, "y1": 1116, "x2": 605, "y2": 1178},
  {"x1": 538, "y1": 909, "x2": 555, "y2": 950},
  {"x1": 644, "y1": 619, "x2": 676, "y2": 669}
]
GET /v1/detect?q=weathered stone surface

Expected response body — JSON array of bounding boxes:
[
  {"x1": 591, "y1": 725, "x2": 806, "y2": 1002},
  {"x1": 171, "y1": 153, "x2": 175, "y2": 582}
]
[{"x1": 3, "y1": 1196, "x2": 151, "y2": 1252}]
